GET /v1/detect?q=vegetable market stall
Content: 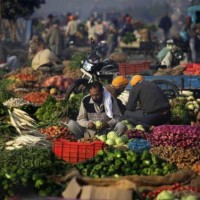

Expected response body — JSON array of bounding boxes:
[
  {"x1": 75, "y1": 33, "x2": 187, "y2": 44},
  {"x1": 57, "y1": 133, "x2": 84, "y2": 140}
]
[{"x1": 0, "y1": 72, "x2": 200, "y2": 199}]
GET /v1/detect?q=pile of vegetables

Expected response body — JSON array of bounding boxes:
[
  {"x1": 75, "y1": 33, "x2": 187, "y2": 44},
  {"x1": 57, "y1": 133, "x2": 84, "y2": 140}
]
[
  {"x1": 143, "y1": 183, "x2": 200, "y2": 200},
  {"x1": 150, "y1": 146, "x2": 200, "y2": 170},
  {"x1": 0, "y1": 102, "x2": 18, "y2": 150},
  {"x1": 0, "y1": 79, "x2": 14, "y2": 102},
  {"x1": 70, "y1": 51, "x2": 87, "y2": 69},
  {"x1": 35, "y1": 96, "x2": 66, "y2": 127},
  {"x1": 170, "y1": 91, "x2": 200, "y2": 124},
  {"x1": 3, "y1": 98, "x2": 32, "y2": 108},
  {"x1": 76, "y1": 149, "x2": 177, "y2": 177},
  {"x1": 149, "y1": 125, "x2": 200, "y2": 148},
  {"x1": 14, "y1": 73, "x2": 37, "y2": 82},
  {"x1": 126, "y1": 128, "x2": 149, "y2": 140},
  {"x1": 0, "y1": 147, "x2": 72, "y2": 199},
  {"x1": 23, "y1": 91, "x2": 49, "y2": 105},
  {"x1": 96, "y1": 131, "x2": 129, "y2": 146},
  {"x1": 4, "y1": 134, "x2": 52, "y2": 150},
  {"x1": 121, "y1": 32, "x2": 136, "y2": 44},
  {"x1": 41, "y1": 76, "x2": 74, "y2": 92},
  {"x1": 39, "y1": 125, "x2": 76, "y2": 141}
]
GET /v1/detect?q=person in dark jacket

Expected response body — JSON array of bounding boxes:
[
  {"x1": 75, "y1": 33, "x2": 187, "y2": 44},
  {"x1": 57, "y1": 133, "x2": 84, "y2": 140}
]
[
  {"x1": 158, "y1": 14, "x2": 172, "y2": 42},
  {"x1": 124, "y1": 75, "x2": 171, "y2": 127}
]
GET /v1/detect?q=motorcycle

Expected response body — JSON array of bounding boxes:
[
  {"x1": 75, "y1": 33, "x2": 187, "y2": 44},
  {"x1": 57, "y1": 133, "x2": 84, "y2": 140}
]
[
  {"x1": 58, "y1": 40, "x2": 119, "y2": 119},
  {"x1": 64, "y1": 40, "x2": 119, "y2": 102}
]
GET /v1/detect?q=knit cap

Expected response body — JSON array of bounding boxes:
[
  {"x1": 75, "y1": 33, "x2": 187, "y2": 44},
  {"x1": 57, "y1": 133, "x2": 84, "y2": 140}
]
[
  {"x1": 130, "y1": 75, "x2": 144, "y2": 86},
  {"x1": 112, "y1": 76, "x2": 129, "y2": 87}
]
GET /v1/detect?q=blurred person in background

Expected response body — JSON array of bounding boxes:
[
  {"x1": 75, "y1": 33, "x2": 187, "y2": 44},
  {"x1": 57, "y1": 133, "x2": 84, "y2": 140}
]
[
  {"x1": 85, "y1": 16, "x2": 97, "y2": 43},
  {"x1": 106, "y1": 18, "x2": 119, "y2": 56},
  {"x1": 46, "y1": 19, "x2": 64, "y2": 58},
  {"x1": 29, "y1": 34, "x2": 63, "y2": 73},
  {"x1": 0, "y1": 34, "x2": 19, "y2": 71},
  {"x1": 94, "y1": 18, "x2": 106, "y2": 42},
  {"x1": 188, "y1": 23, "x2": 200, "y2": 62},
  {"x1": 65, "y1": 15, "x2": 78, "y2": 45},
  {"x1": 158, "y1": 13, "x2": 172, "y2": 42},
  {"x1": 120, "y1": 15, "x2": 134, "y2": 37}
]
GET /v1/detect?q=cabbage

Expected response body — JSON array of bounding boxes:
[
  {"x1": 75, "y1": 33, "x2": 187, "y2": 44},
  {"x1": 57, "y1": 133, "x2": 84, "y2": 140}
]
[
  {"x1": 156, "y1": 190, "x2": 175, "y2": 200},
  {"x1": 181, "y1": 195, "x2": 198, "y2": 200},
  {"x1": 126, "y1": 124, "x2": 133, "y2": 130},
  {"x1": 122, "y1": 120, "x2": 129, "y2": 124},
  {"x1": 135, "y1": 124, "x2": 145, "y2": 131},
  {"x1": 107, "y1": 131, "x2": 118, "y2": 140},
  {"x1": 120, "y1": 135, "x2": 129, "y2": 143},
  {"x1": 115, "y1": 137, "x2": 125, "y2": 145},
  {"x1": 98, "y1": 134, "x2": 107, "y2": 142},
  {"x1": 106, "y1": 138, "x2": 116, "y2": 146}
]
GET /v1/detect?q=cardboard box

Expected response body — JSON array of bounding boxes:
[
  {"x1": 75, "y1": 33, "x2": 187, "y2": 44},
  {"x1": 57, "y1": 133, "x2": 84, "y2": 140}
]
[{"x1": 62, "y1": 177, "x2": 135, "y2": 200}]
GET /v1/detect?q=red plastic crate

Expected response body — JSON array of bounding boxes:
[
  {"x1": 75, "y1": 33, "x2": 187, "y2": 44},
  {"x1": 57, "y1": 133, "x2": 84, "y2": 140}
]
[
  {"x1": 118, "y1": 62, "x2": 150, "y2": 76},
  {"x1": 53, "y1": 139, "x2": 104, "y2": 164}
]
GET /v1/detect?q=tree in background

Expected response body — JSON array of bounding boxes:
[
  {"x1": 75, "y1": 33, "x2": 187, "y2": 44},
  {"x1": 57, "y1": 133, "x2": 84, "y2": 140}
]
[{"x1": 0, "y1": 0, "x2": 46, "y2": 41}]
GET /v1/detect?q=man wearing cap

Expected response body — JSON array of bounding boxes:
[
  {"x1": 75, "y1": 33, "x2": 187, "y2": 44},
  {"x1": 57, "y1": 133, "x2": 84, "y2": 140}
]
[
  {"x1": 105, "y1": 76, "x2": 128, "y2": 114},
  {"x1": 124, "y1": 75, "x2": 171, "y2": 127}
]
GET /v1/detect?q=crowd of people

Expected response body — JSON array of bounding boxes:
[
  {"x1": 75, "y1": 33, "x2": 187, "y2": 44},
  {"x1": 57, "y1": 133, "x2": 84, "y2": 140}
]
[{"x1": 1, "y1": 10, "x2": 200, "y2": 72}]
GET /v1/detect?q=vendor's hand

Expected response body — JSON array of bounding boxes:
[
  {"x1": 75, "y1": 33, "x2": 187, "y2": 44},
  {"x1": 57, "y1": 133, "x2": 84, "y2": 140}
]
[{"x1": 88, "y1": 121, "x2": 95, "y2": 129}]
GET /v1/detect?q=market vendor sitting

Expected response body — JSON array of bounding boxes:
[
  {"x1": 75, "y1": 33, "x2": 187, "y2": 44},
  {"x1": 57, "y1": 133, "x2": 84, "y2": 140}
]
[
  {"x1": 105, "y1": 75, "x2": 128, "y2": 115},
  {"x1": 124, "y1": 75, "x2": 171, "y2": 127},
  {"x1": 29, "y1": 35, "x2": 63, "y2": 73},
  {"x1": 67, "y1": 81, "x2": 126, "y2": 139}
]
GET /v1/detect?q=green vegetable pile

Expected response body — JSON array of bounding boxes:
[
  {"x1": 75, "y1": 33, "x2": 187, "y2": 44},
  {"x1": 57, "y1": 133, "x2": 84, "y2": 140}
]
[
  {"x1": 35, "y1": 96, "x2": 67, "y2": 127},
  {"x1": 122, "y1": 32, "x2": 136, "y2": 44},
  {"x1": 76, "y1": 149, "x2": 177, "y2": 178},
  {"x1": 70, "y1": 51, "x2": 87, "y2": 69},
  {"x1": 0, "y1": 79, "x2": 14, "y2": 102},
  {"x1": 0, "y1": 147, "x2": 72, "y2": 199},
  {"x1": 170, "y1": 104, "x2": 193, "y2": 125}
]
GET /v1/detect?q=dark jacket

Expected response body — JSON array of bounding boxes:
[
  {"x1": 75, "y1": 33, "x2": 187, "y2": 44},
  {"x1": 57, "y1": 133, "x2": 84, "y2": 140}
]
[
  {"x1": 158, "y1": 15, "x2": 172, "y2": 32},
  {"x1": 126, "y1": 81, "x2": 171, "y2": 114}
]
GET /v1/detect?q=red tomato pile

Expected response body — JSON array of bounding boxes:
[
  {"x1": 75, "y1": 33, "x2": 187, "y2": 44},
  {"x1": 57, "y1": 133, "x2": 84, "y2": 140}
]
[
  {"x1": 40, "y1": 125, "x2": 77, "y2": 141},
  {"x1": 23, "y1": 92, "x2": 49, "y2": 105},
  {"x1": 15, "y1": 73, "x2": 37, "y2": 82}
]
